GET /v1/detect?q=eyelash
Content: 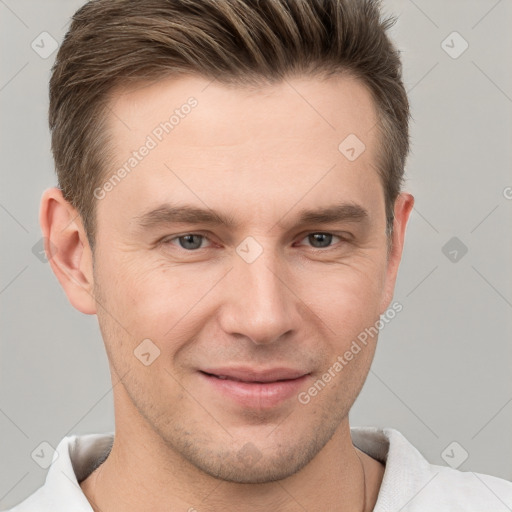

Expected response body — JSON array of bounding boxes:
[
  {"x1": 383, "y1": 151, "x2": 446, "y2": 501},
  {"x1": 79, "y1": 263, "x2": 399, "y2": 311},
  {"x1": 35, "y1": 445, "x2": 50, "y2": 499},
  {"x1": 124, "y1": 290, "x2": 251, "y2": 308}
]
[{"x1": 160, "y1": 232, "x2": 348, "y2": 252}]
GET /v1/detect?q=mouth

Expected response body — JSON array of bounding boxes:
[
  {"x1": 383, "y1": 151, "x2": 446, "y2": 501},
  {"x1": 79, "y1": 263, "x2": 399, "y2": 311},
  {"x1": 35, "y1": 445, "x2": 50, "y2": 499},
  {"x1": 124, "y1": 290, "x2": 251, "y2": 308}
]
[
  {"x1": 200, "y1": 366, "x2": 309, "y2": 382},
  {"x1": 198, "y1": 367, "x2": 311, "y2": 409}
]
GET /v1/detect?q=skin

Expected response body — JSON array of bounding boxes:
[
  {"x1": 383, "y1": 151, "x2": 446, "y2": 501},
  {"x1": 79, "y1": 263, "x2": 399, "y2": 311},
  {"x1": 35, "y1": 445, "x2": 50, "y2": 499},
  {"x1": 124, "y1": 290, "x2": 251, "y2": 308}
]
[{"x1": 41, "y1": 73, "x2": 413, "y2": 512}]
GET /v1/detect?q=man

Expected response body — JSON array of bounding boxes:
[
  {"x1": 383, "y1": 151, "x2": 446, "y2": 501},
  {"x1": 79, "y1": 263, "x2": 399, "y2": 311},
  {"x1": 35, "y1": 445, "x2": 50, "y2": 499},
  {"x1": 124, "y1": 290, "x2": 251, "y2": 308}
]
[{"x1": 7, "y1": 0, "x2": 512, "y2": 511}]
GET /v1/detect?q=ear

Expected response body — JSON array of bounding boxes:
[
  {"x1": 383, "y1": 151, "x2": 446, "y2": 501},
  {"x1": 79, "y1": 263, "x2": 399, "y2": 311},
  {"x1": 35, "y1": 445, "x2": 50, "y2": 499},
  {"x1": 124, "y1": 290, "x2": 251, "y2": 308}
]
[
  {"x1": 379, "y1": 192, "x2": 414, "y2": 314},
  {"x1": 39, "y1": 187, "x2": 97, "y2": 315}
]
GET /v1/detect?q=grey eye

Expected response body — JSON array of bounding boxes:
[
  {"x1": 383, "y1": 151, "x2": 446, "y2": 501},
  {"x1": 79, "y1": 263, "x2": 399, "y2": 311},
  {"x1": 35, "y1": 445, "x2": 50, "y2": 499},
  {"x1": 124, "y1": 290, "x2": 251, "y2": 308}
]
[
  {"x1": 177, "y1": 234, "x2": 204, "y2": 250},
  {"x1": 307, "y1": 233, "x2": 334, "y2": 248}
]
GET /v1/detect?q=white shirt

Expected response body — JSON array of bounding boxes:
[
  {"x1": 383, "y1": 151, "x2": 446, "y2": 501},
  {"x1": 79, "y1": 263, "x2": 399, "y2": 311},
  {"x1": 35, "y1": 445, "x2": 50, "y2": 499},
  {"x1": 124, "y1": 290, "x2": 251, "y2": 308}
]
[{"x1": 6, "y1": 427, "x2": 512, "y2": 511}]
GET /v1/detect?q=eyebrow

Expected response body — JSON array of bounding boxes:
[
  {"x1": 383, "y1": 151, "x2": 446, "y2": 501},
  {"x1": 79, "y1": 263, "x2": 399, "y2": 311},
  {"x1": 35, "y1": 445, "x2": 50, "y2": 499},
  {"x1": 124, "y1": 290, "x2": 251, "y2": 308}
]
[{"x1": 133, "y1": 202, "x2": 369, "y2": 231}]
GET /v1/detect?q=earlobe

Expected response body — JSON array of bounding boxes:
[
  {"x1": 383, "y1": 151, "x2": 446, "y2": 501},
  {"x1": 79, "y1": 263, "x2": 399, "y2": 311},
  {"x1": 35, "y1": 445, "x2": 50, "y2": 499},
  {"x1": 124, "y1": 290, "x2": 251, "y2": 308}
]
[
  {"x1": 39, "y1": 187, "x2": 97, "y2": 315},
  {"x1": 379, "y1": 192, "x2": 415, "y2": 314}
]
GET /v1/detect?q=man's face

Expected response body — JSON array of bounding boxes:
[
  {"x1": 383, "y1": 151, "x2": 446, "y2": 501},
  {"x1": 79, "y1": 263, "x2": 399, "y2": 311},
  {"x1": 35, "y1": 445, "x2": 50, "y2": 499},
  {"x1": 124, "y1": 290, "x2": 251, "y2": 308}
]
[{"x1": 91, "y1": 74, "x2": 405, "y2": 482}]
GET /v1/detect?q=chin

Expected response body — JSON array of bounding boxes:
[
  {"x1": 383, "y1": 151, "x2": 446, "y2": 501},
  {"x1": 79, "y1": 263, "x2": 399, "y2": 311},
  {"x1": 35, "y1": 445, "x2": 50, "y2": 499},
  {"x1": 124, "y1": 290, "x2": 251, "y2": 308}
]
[
  {"x1": 195, "y1": 449, "x2": 314, "y2": 484},
  {"x1": 167, "y1": 429, "x2": 328, "y2": 484}
]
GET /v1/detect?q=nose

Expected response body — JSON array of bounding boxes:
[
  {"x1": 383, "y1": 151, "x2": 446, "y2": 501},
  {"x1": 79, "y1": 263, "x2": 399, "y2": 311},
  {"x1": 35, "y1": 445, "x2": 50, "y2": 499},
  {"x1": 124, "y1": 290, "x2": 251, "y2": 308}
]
[{"x1": 217, "y1": 244, "x2": 298, "y2": 345}]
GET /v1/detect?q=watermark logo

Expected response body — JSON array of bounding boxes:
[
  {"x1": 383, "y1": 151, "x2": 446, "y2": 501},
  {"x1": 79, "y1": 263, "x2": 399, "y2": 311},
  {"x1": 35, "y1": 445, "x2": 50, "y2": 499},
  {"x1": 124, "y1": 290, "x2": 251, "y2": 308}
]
[
  {"x1": 236, "y1": 236, "x2": 264, "y2": 264},
  {"x1": 237, "y1": 442, "x2": 263, "y2": 467},
  {"x1": 441, "y1": 236, "x2": 468, "y2": 263},
  {"x1": 31, "y1": 31, "x2": 58, "y2": 59},
  {"x1": 441, "y1": 31, "x2": 469, "y2": 60},
  {"x1": 338, "y1": 134, "x2": 366, "y2": 162},
  {"x1": 134, "y1": 338, "x2": 161, "y2": 366},
  {"x1": 31, "y1": 441, "x2": 58, "y2": 469},
  {"x1": 441, "y1": 441, "x2": 469, "y2": 469},
  {"x1": 32, "y1": 237, "x2": 58, "y2": 263}
]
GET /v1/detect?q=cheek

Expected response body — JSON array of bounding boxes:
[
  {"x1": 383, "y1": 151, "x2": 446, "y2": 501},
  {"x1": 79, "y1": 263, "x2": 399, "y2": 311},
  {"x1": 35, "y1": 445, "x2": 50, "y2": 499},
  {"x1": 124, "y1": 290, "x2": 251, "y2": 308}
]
[
  {"x1": 96, "y1": 256, "x2": 227, "y2": 359},
  {"x1": 298, "y1": 271, "x2": 383, "y2": 412},
  {"x1": 298, "y1": 260, "x2": 385, "y2": 340}
]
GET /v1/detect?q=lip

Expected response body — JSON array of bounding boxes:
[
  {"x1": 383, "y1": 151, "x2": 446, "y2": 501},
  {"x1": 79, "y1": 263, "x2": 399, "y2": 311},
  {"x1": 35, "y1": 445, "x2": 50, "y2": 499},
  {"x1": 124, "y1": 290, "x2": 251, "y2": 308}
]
[{"x1": 199, "y1": 367, "x2": 311, "y2": 409}]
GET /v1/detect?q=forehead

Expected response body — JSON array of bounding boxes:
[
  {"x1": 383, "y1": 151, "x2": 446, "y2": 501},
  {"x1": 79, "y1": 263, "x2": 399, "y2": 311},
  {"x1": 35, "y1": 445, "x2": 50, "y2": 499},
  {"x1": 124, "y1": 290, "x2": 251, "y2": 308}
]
[
  {"x1": 110, "y1": 74, "x2": 376, "y2": 135},
  {"x1": 107, "y1": 73, "x2": 378, "y2": 147},
  {"x1": 98, "y1": 74, "x2": 383, "y2": 229}
]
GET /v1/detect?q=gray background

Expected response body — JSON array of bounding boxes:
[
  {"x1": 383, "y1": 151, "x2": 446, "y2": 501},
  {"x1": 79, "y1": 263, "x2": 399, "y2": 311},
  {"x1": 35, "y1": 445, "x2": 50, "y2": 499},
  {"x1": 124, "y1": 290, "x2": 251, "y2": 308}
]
[{"x1": 1, "y1": 0, "x2": 511, "y2": 508}]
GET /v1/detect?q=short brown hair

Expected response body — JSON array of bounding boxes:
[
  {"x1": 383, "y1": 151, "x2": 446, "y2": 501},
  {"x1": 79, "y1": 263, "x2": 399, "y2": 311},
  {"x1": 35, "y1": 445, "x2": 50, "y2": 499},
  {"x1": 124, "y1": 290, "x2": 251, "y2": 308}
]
[{"x1": 49, "y1": 0, "x2": 409, "y2": 252}]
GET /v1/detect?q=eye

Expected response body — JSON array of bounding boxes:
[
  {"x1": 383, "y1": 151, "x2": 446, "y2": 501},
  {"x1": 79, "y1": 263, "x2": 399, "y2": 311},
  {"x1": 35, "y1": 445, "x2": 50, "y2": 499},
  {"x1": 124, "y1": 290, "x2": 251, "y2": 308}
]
[
  {"x1": 160, "y1": 231, "x2": 348, "y2": 253},
  {"x1": 163, "y1": 233, "x2": 211, "y2": 251},
  {"x1": 298, "y1": 232, "x2": 344, "y2": 250}
]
